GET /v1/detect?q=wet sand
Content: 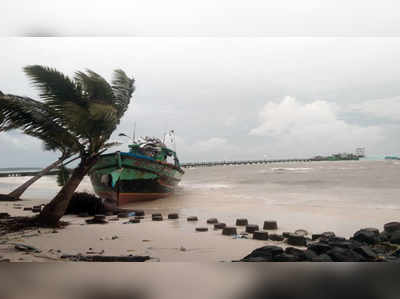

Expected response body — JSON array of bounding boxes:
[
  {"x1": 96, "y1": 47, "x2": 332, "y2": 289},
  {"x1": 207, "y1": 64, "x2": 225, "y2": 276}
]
[{"x1": 1, "y1": 160, "x2": 399, "y2": 262}]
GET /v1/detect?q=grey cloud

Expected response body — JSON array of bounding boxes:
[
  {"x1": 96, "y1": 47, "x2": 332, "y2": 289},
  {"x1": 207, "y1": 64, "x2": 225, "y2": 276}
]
[{"x1": 0, "y1": 37, "x2": 400, "y2": 166}]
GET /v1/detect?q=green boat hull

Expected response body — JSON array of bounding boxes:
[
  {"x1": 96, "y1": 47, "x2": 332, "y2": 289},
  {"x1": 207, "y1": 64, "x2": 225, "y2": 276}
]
[{"x1": 89, "y1": 151, "x2": 184, "y2": 205}]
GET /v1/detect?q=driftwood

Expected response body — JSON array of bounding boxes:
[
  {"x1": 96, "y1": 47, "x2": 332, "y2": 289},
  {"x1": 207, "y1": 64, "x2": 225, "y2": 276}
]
[{"x1": 60, "y1": 254, "x2": 151, "y2": 262}]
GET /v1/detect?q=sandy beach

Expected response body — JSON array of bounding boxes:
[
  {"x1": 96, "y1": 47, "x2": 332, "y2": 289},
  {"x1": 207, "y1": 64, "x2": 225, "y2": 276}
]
[{"x1": 1, "y1": 160, "x2": 400, "y2": 262}]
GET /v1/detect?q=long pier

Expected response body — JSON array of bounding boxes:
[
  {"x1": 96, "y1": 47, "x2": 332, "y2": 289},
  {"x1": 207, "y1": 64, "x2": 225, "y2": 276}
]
[
  {"x1": 181, "y1": 158, "x2": 314, "y2": 168},
  {"x1": 0, "y1": 170, "x2": 59, "y2": 178},
  {"x1": 0, "y1": 157, "x2": 358, "y2": 176}
]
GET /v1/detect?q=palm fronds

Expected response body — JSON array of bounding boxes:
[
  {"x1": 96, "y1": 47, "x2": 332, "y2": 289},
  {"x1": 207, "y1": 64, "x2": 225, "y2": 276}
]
[
  {"x1": 111, "y1": 69, "x2": 135, "y2": 119},
  {"x1": 23, "y1": 65, "x2": 84, "y2": 109},
  {"x1": 0, "y1": 93, "x2": 81, "y2": 154}
]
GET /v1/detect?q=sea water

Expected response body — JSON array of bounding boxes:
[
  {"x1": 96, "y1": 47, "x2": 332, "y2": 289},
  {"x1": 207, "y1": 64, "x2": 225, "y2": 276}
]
[{"x1": 1, "y1": 160, "x2": 399, "y2": 236}]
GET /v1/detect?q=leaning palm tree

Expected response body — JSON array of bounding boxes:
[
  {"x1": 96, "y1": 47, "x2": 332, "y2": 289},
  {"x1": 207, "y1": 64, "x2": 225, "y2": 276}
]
[
  {"x1": 0, "y1": 65, "x2": 134, "y2": 225},
  {"x1": 0, "y1": 93, "x2": 80, "y2": 200}
]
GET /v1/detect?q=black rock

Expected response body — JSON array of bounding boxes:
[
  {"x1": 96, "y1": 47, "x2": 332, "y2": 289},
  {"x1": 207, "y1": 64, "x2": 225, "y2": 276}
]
[
  {"x1": 390, "y1": 231, "x2": 400, "y2": 245},
  {"x1": 329, "y1": 236, "x2": 346, "y2": 242},
  {"x1": 304, "y1": 249, "x2": 318, "y2": 261},
  {"x1": 307, "y1": 242, "x2": 332, "y2": 255},
  {"x1": 287, "y1": 234, "x2": 306, "y2": 247},
  {"x1": 326, "y1": 247, "x2": 365, "y2": 262},
  {"x1": 353, "y1": 228, "x2": 380, "y2": 245},
  {"x1": 379, "y1": 231, "x2": 391, "y2": 242},
  {"x1": 328, "y1": 240, "x2": 357, "y2": 250},
  {"x1": 294, "y1": 229, "x2": 308, "y2": 236},
  {"x1": 272, "y1": 253, "x2": 299, "y2": 262},
  {"x1": 312, "y1": 234, "x2": 322, "y2": 241},
  {"x1": 282, "y1": 232, "x2": 291, "y2": 238},
  {"x1": 241, "y1": 256, "x2": 272, "y2": 262},
  {"x1": 242, "y1": 245, "x2": 284, "y2": 261},
  {"x1": 285, "y1": 247, "x2": 307, "y2": 261},
  {"x1": 269, "y1": 234, "x2": 284, "y2": 241},
  {"x1": 65, "y1": 192, "x2": 104, "y2": 215},
  {"x1": 312, "y1": 254, "x2": 333, "y2": 262},
  {"x1": 322, "y1": 232, "x2": 336, "y2": 238},
  {"x1": 354, "y1": 246, "x2": 377, "y2": 261},
  {"x1": 384, "y1": 222, "x2": 400, "y2": 234}
]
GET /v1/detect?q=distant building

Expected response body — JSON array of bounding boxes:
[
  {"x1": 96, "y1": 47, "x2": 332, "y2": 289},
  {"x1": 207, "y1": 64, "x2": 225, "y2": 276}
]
[{"x1": 355, "y1": 147, "x2": 365, "y2": 157}]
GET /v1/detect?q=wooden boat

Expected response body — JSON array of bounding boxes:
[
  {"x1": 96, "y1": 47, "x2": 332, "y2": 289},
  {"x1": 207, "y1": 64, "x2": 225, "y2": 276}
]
[{"x1": 89, "y1": 137, "x2": 184, "y2": 205}]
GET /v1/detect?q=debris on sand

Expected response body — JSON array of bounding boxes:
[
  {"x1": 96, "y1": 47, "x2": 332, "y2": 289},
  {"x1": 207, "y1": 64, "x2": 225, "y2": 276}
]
[{"x1": 60, "y1": 254, "x2": 151, "y2": 262}]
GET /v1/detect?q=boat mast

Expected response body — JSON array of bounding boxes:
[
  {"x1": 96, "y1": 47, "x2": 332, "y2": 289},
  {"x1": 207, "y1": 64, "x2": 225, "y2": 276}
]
[{"x1": 132, "y1": 122, "x2": 136, "y2": 142}]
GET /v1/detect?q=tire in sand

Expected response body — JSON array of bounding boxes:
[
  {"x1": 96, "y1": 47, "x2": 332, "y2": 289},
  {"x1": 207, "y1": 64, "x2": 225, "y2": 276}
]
[
  {"x1": 263, "y1": 220, "x2": 278, "y2": 230},
  {"x1": 207, "y1": 218, "x2": 218, "y2": 224},
  {"x1": 253, "y1": 231, "x2": 269, "y2": 240},
  {"x1": 222, "y1": 227, "x2": 237, "y2": 236},
  {"x1": 214, "y1": 223, "x2": 226, "y2": 230},
  {"x1": 246, "y1": 224, "x2": 259, "y2": 233},
  {"x1": 168, "y1": 213, "x2": 179, "y2": 219},
  {"x1": 236, "y1": 218, "x2": 248, "y2": 226}
]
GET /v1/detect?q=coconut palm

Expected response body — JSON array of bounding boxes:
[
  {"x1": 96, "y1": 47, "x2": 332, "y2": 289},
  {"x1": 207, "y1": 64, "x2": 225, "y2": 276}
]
[
  {"x1": 0, "y1": 92, "x2": 80, "y2": 200},
  {"x1": 0, "y1": 66, "x2": 135, "y2": 225}
]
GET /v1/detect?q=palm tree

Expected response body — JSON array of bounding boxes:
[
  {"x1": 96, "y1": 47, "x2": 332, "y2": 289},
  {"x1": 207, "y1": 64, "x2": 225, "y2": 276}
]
[
  {"x1": 0, "y1": 66, "x2": 135, "y2": 225},
  {"x1": 0, "y1": 92, "x2": 79, "y2": 200}
]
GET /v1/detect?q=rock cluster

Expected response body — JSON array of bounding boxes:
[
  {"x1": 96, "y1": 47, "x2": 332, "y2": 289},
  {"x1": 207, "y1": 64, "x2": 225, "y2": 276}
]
[{"x1": 239, "y1": 222, "x2": 400, "y2": 262}]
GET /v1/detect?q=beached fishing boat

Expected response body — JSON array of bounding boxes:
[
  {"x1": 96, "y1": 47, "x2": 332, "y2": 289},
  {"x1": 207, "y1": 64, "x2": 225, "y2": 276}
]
[{"x1": 89, "y1": 136, "x2": 184, "y2": 205}]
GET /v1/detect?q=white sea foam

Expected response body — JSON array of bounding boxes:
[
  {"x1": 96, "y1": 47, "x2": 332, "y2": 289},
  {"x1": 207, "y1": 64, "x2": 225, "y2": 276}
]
[
  {"x1": 270, "y1": 167, "x2": 312, "y2": 172},
  {"x1": 181, "y1": 182, "x2": 230, "y2": 189}
]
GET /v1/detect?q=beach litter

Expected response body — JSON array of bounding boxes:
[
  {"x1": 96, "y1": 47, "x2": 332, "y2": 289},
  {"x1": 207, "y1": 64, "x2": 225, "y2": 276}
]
[
  {"x1": 60, "y1": 254, "x2": 151, "y2": 262},
  {"x1": 295, "y1": 229, "x2": 309, "y2": 236},
  {"x1": 13, "y1": 243, "x2": 41, "y2": 253},
  {"x1": 85, "y1": 215, "x2": 108, "y2": 224}
]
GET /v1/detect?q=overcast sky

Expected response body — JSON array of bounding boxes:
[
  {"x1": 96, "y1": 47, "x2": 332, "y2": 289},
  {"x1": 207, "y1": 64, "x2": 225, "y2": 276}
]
[{"x1": 1, "y1": 2, "x2": 400, "y2": 167}]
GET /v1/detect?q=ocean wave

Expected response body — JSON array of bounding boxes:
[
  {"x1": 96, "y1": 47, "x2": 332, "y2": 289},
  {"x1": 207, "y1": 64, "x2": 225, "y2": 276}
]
[
  {"x1": 270, "y1": 167, "x2": 312, "y2": 172},
  {"x1": 180, "y1": 183, "x2": 230, "y2": 189}
]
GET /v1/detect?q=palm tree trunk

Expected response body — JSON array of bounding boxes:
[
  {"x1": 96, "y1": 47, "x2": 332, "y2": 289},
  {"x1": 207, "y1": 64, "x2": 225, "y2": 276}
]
[
  {"x1": 8, "y1": 156, "x2": 68, "y2": 199},
  {"x1": 37, "y1": 156, "x2": 98, "y2": 226}
]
